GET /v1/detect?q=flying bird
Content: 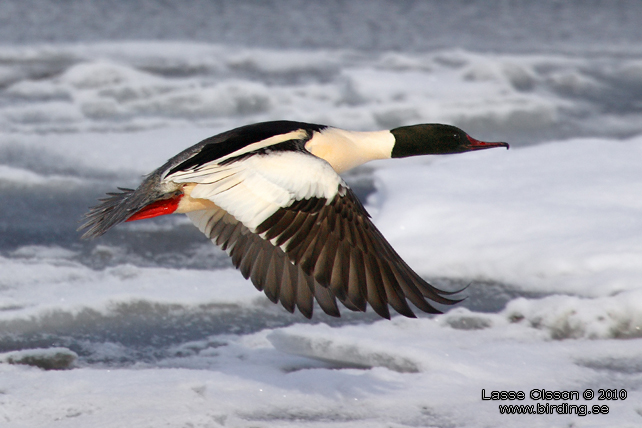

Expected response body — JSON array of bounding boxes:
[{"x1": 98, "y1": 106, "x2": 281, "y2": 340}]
[{"x1": 80, "y1": 121, "x2": 508, "y2": 319}]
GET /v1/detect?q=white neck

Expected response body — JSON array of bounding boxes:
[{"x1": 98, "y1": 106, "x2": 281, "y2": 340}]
[{"x1": 304, "y1": 128, "x2": 395, "y2": 174}]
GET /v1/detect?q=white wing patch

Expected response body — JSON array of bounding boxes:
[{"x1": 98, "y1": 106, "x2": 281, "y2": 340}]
[{"x1": 166, "y1": 150, "x2": 343, "y2": 231}]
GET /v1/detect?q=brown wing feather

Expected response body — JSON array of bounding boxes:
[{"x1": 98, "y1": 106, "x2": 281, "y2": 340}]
[
  {"x1": 255, "y1": 186, "x2": 462, "y2": 316},
  {"x1": 188, "y1": 186, "x2": 461, "y2": 318},
  {"x1": 190, "y1": 207, "x2": 343, "y2": 318}
]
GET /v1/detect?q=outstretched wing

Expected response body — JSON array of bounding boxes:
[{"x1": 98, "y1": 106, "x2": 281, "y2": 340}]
[
  {"x1": 166, "y1": 145, "x2": 460, "y2": 319},
  {"x1": 188, "y1": 207, "x2": 341, "y2": 318}
]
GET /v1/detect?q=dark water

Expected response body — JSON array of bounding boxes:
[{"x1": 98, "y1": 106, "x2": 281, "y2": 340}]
[{"x1": 1, "y1": 0, "x2": 640, "y2": 53}]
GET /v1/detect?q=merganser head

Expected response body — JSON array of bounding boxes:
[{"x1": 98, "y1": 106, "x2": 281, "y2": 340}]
[{"x1": 390, "y1": 124, "x2": 509, "y2": 158}]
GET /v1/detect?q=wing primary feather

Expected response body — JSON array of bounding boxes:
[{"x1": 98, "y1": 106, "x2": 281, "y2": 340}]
[
  {"x1": 350, "y1": 219, "x2": 370, "y2": 253},
  {"x1": 262, "y1": 251, "x2": 280, "y2": 304},
  {"x1": 333, "y1": 203, "x2": 346, "y2": 241},
  {"x1": 295, "y1": 267, "x2": 314, "y2": 319},
  {"x1": 229, "y1": 232, "x2": 249, "y2": 268},
  {"x1": 377, "y1": 259, "x2": 416, "y2": 318},
  {"x1": 312, "y1": 226, "x2": 337, "y2": 286},
  {"x1": 328, "y1": 241, "x2": 350, "y2": 302},
  {"x1": 341, "y1": 210, "x2": 356, "y2": 246},
  {"x1": 249, "y1": 245, "x2": 270, "y2": 292},
  {"x1": 432, "y1": 282, "x2": 470, "y2": 296},
  {"x1": 347, "y1": 250, "x2": 367, "y2": 312},
  {"x1": 364, "y1": 253, "x2": 390, "y2": 319},
  {"x1": 391, "y1": 265, "x2": 441, "y2": 314},
  {"x1": 238, "y1": 241, "x2": 259, "y2": 280},
  {"x1": 313, "y1": 281, "x2": 341, "y2": 317},
  {"x1": 398, "y1": 262, "x2": 464, "y2": 305},
  {"x1": 298, "y1": 220, "x2": 329, "y2": 275},
  {"x1": 278, "y1": 257, "x2": 296, "y2": 313}
]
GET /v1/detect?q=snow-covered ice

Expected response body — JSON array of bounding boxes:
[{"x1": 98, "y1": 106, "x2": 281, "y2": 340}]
[{"x1": 1, "y1": 17, "x2": 642, "y2": 428}]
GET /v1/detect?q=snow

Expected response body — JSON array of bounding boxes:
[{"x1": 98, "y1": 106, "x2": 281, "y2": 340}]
[
  {"x1": 0, "y1": 253, "x2": 260, "y2": 320},
  {"x1": 2, "y1": 320, "x2": 642, "y2": 427},
  {"x1": 1, "y1": 39, "x2": 642, "y2": 427}
]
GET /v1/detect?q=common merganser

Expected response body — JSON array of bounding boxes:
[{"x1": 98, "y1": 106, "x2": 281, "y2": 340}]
[{"x1": 80, "y1": 121, "x2": 508, "y2": 319}]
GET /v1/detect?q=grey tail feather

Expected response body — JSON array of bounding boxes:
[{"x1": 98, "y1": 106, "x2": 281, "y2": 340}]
[{"x1": 78, "y1": 187, "x2": 135, "y2": 239}]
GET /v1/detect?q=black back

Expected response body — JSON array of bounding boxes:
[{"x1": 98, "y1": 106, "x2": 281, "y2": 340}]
[{"x1": 166, "y1": 121, "x2": 327, "y2": 176}]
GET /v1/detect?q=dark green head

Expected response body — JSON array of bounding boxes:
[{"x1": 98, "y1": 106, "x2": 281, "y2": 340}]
[{"x1": 390, "y1": 124, "x2": 508, "y2": 158}]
